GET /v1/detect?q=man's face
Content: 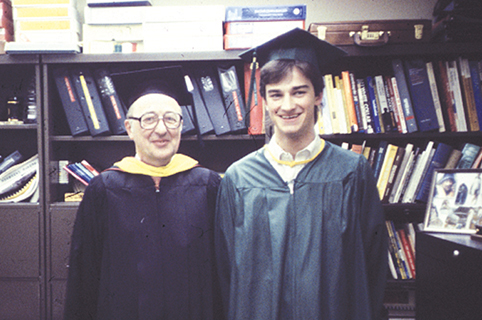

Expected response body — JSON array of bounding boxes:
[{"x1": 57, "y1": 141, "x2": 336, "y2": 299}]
[
  {"x1": 263, "y1": 67, "x2": 321, "y2": 143},
  {"x1": 125, "y1": 93, "x2": 183, "y2": 167}
]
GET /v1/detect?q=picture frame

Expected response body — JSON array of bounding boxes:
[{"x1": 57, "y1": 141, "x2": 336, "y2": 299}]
[{"x1": 424, "y1": 168, "x2": 482, "y2": 234}]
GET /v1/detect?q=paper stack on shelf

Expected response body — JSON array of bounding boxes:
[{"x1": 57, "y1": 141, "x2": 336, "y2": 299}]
[
  {"x1": 6, "y1": 0, "x2": 81, "y2": 53},
  {"x1": 142, "y1": 5, "x2": 225, "y2": 53},
  {"x1": 223, "y1": 4, "x2": 306, "y2": 50}
]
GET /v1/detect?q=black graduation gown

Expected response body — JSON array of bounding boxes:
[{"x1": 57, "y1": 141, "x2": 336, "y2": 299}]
[
  {"x1": 215, "y1": 141, "x2": 388, "y2": 320},
  {"x1": 64, "y1": 166, "x2": 222, "y2": 320}
]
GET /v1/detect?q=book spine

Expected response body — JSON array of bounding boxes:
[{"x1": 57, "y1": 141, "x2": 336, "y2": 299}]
[
  {"x1": 398, "y1": 227, "x2": 416, "y2": 278},
  {"x1": 415, "y1": 142, "x2": 453, "y2": 202},
  {"x1": 63, "y1": 165, "x2": 89, "y2": 186},
  {"x1": 458, "y1": 57, "x2": 480, "y2": 131},
  {"x1": 341, "y1": 71, "x2": 358, "y2": 132},
  {"x1": 469, "y1": 60, "x2": 482, "y2": 127},
  {"x1": 324, "y1": 74, "x2": 340, "y2": 134},
  {"x1": 356, "y1": 78, "x2": 374, "y2": 134},
  {"x1": 349, "y1": 72, "x2": 364, "y2": 133},
  {"x1": 447, "y1": 60, "x2": 468, "y2": 132},
  {"x1": 372, "y1": 140, "x2": 388, "y2": 181},
  {"x1": 391, "y1": 59, "x2": 418, "y2": 133},
  {"x1": 375, "y1": 75, "x2": 390, "y2": 132},
  {"x1": 382, "y1": 146, "x2": 405, "y2": 203},
  {"x1": 426, "y1": 61, "x2": 446, "y2": 132},
  {"x1": 456, "y1": 143, "x2": 481, "y2": 169},
  {"x1": 436, "y1": 60, "x2": 457, "y2": 132},
  {"x1": 376, "y1": 144, "x2": 398, "y2": 199},
  {"x1": 366, "y1": 76, "x2": 382, "y2": 134},
  {"x1": 404, "y1": 59, "x2": 439, "y2": 132},
  {"x1": 334, "y1": 75, "x2": 349, "y2": 134},
  {"x1": 388, "y1": 143, "x2": 414, "y2": 203}
]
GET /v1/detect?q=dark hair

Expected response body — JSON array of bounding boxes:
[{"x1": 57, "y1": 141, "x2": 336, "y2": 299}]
[
  {"x1": 259, "y1": 59, "x2": 323, "y2": 123},
  {"x1": 259, "y1": 59, "x2": 324, "y2": 99}
]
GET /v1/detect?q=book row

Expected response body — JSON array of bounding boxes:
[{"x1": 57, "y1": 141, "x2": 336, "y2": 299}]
[
  {"x1": 55, "y1": 64, "x2": 250, "y2": 137},
  {"x1": 316, "y1": 56, "x2": 482, "y2": 136},
  {"x1": 386, "y1": 220, "x2": 420, "y2": 280},
  {"x1": 343, "y1": 139, "x2": 482, "y2": 205}
]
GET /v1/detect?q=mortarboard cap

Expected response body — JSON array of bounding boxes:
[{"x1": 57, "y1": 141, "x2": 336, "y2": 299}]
[
  {"x1": 239, "y1": 28, "x2": 347, "y2": 72},
  {"x1": 111, "y1": 65, "x2": 192, "y2": 108}
]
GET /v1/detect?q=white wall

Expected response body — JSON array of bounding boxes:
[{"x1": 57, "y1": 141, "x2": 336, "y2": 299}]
[{"x1": 77, "y1": 0, "x2": 438, "y2": 25}]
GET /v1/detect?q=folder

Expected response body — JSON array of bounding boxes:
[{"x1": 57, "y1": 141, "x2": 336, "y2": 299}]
[
  {"x1": 93, "y1": 68, "x2": 127, "y2": 135},
  {"x1": 53, "y1": 68, "x2": 90, "y2": 136},
  {"x1": 70, "y1": 68, "x2": 111, "y2": 136},
  {"x1": 217, "y1": 64, "x2": 247, "y2": 133}
]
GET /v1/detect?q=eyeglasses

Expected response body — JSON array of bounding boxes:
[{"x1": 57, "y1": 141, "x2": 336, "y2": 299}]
[{"x1": 128, "y1": 111, "x2": 183, "y2": 130}]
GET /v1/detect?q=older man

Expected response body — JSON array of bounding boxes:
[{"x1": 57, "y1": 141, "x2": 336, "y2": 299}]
[{"x1": 64, "y1": 66, "x2": 222, "y2": 320}]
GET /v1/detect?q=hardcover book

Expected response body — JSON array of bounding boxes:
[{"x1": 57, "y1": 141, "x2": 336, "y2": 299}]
[
  {"x1": 415, "y1": 142, "x2": 454, "y2": 202},
  {"x1": 366, "y1": 76, "x2": 382, "y2": 133},
  {"x1": 403, "y1": 59, "x2": 439, "y2": 132},
  {"x1": 391, "y1": 59, "x2": 418, "y2": 133}
]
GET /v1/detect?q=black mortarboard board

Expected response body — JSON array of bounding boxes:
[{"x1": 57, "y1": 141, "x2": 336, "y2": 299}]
[
  {"x1": 111, "y1": 65, "x2": 192, "y2": 108},
  {"x1": 239, "y1": 28, "x2": 347, "y2": 72}
]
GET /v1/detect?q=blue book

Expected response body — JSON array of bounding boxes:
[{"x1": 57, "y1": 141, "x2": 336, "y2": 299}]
[
  {"x1": 403, "y1": 59, "x2": 440, "y2": 132},
  {"x1": 366, "y1": 76, "x2": 382, "y2": 134},
  {"x1": 469, "y1": 60, "x2": 482, "y2": 127},
  {"x1": 372, "y1": 140, "x2": 389, "y2": 180},
  {"x1": 225, "y1": 4, "x2": 306, "y2": 21},
  {"x1": 415, "y1": 142, "x2": 454, "y2": 203},
  {"x1": 391, "y1": 59, "x2": 418, "y2": 133}
]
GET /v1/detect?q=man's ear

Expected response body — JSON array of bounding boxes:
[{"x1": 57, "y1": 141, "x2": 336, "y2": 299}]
[
  {"x1": 125, "y1": 119, "x2": 134, "y2": 139},
  {"x1": 315, "y1": 91, "x2": 323, "y2": 106}
]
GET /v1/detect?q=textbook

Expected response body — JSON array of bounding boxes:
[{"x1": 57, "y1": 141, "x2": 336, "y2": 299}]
[{"x1": 391, "y1": 59, "x2": 418, "y2": 133}]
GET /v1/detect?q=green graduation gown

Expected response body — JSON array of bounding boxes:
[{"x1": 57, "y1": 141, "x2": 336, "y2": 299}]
[{"x1": 215, "y1": 141, "x2": 387, "y2": 319}]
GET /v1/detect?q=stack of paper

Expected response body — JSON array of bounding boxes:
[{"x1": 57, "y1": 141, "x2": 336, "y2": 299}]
[{"x1": 7, "y1": 0, "x2": 81, "y2": 53}]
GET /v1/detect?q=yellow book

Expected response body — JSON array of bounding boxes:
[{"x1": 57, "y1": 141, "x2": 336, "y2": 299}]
[
  {"x1": 11, "y1": 0, "x2": 72, "y2": 5},
  {"x1": 323, "y1": 74, "x2": 340, "y2": 134},
  {"x1": 377, "y1": 144, "x2": 398, "y2": 198},
  {"x1": 14, "y1": 6, "x2": 76, "y2": 19},
  {"x1": 15, "y1": 18, "x2": 80, "y2": 32}
]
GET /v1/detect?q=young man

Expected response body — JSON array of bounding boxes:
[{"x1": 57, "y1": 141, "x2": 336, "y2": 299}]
[
  {"x1": 64, "y1": 66, "x2": 223, "y2": 320},
  {"x1": 215, "y1": 29, "x2": 388, "y2": 319}
]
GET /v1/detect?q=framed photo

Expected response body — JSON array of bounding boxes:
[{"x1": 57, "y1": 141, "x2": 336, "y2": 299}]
[{"x1": 424, "y1": 168, "x2": 482, "y2": 233}]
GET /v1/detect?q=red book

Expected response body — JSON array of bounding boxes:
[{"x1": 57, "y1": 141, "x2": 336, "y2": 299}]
[{"x1": 398, "y1": 227, "x2": 416, "y2": 278}]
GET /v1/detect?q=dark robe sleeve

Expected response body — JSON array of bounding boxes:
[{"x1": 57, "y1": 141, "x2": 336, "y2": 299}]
[
  {"x1": 358, "y1": 157, "x2": 388, "y2": 320},
  {"x1": 214, "y1": 172, "x2": 237, "y2": 319},
  {"x1": 64, "y1": 175, "x2": 107, "y2": 320}
]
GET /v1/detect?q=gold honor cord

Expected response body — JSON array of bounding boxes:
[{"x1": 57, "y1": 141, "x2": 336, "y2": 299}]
[
  {"x1": 79, "y1": 74, "x2": 100, "y2": 129},
  {"x1": 264, "y1": 139, "x2": 325, "y2": 168}
]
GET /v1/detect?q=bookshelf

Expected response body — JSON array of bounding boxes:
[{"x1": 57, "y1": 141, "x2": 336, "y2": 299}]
[
  {"x1": 0, "y1": 41, "x2": 480, "y2": 318},
  {"x1": 0, "y1": 55, "x2": 45, "y2": 319}
]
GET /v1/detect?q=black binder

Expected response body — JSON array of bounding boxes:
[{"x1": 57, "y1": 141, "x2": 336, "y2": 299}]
[
  {"x1": 53, "y1": 68, "x2": 90, "y2": 136},
  {"x1": 185, "y1": 71, "x2": 214, "y2": 135},
  {"x1": 180, "y1": 105, "x2": 196, "y2": 135},
  {"x1": 93, "y1": 68, "x2": 127, "y2": 135},
  {"x1": 217, "y1": 64, "x2": 247, "y2": 133},
  {"x1": 191, "y1": 65, "x2": 231, "y2": 135},
  {"x1": 70, "y1": 68, "x2": 111, "y2": 136}
]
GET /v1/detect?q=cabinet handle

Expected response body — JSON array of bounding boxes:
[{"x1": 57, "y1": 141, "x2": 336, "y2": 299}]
[{"x1": 453, "y1": 250, "x2": 460, "y2": 257}]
